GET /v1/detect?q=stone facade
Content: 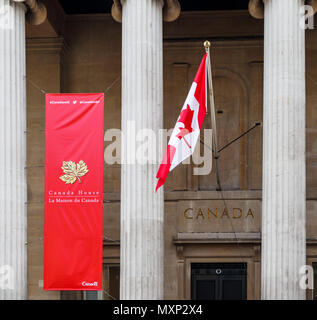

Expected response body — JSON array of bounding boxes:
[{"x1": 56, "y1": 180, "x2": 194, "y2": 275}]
[{"x1": 25, "y1": 10, "x2": 317, "y2": 299}]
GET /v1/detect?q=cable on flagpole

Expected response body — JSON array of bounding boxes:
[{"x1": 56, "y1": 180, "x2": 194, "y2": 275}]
[
  {"x1": 202, "y1": 41, "x2": 253, "y2": 270},
  {"x1": 204, "y1": 41, "x2": 221, "y2": 191}
]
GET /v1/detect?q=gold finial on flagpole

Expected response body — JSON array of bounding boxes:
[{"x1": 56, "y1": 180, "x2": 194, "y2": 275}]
[{"x1": 204, "y1": 40, "x2": 211, "y2": 52}]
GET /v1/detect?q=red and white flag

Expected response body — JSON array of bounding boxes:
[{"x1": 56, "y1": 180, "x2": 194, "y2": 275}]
[{"x1": 156, "y1": 54, "x2": 208, "y2": 191}]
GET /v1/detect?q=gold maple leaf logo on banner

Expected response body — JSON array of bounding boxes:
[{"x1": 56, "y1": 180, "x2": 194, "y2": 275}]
[{"x1": 59, "y1": 160, "x2": 89, "y2": 184}]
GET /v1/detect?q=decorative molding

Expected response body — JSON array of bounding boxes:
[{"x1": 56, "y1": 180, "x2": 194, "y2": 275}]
[
  {"x1": 174, "y1": 232, "x2": 261, "y2": 244},
  {"x1": 101, "y1": 233, "x2": 317, "y2": 245},
  {"x1": 103, "y1": 240, "x2": 120, "y2": 246},
  {"x1": 65, "y1": 13, "x2": 114, "y2": 21},
  {"x1": 68, "y1": 10, "x2": 254, "y2": 21},
  {"x1": 164, "y1": 39, "x2": 264, "y2": 50},
  {"x1": 103, "y1": 190, "x2": 317, "y2": 202},
  {"x1": 26, "y1": 37, "x2": 68, "y2": 54},
  {"x1": 253, "y1": 245, "x2": 261, "y2": 262},
  {"x1": 307, "y1": 239, "x2": 317, "y2": 244},
  {"x1": 103, "y1": 190, "x2": 263, "y2": 202}
]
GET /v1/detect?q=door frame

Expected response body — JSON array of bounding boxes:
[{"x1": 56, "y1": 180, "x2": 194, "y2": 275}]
[
  {"x1": 185, "y1": 257, "x2": 255, "y2": 300},
  {"x1": 191, "y1": 263, "x2": 247, "y2": 300}
]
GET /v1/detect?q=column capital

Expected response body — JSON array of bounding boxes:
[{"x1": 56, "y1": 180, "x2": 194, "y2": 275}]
[
  {"x1": 248, "y1": 0, "x2": 264, "y2": 19},
  {"x1": 248, "y1": 0, "x2": 317, "y2": 19},
  {"x1": 12, "y1": 0, "x2": 47, "y2": 25},
  {"x1": 111, "y1": 0, "x2": 180, "y2": 23},
  {"x1": 163, "y1": 0, "x2": 181, "y2": 22}
]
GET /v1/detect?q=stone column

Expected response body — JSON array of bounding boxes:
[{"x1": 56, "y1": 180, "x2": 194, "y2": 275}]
[
  {"x1": 250, "y1": 0, "x2": 307, "y2": 299},
  {"x1": 120, "y1": 0, "x2": 165, "y2": 300},
  {"x1": 0, "y1": 0, "x2": 27, "y2": 300},
  {"x1": 0, "y1": 0, "x2": 46, "y2": 300}
]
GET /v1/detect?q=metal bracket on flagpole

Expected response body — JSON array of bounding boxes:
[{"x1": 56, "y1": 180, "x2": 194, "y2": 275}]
[
  {"x1": 217, "y1": 122, "x2": 261, "y2": 153},
  {"x1": 204, "y1": 41, "x2": 221, "y2": 191},
  {"x1": 200, "y1": 122, "x2": 261, "y2": 155}
]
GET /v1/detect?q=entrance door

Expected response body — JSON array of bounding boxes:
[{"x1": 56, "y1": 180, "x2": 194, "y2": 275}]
[{"x1": 191, "y1": 263, "x2": 247, "y2": 300}]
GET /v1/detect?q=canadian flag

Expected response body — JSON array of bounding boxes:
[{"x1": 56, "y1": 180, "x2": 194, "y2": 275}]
[{"x1": 156, "y1": 54, "x2": 208, "y2": 191}]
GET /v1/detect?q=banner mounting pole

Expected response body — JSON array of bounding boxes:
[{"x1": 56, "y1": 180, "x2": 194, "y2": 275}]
[{"x1": 204, "y1": 41, "x2": 221, "y2": 191}]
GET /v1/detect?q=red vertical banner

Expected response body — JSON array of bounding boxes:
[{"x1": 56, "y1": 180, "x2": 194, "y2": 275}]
[{"x1": 44, "y1": 93, "x2": 104, "y2": 290}]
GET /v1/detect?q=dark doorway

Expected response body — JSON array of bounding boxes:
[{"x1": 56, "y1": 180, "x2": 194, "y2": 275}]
[{"x1": 191, "y1": 263, "x2": 247, "y2": 300}]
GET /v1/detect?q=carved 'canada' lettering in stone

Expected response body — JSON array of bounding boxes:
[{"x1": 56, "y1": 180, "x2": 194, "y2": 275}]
[{"x1": 184, "y1": 208, "x2": 255, "y2": 220}]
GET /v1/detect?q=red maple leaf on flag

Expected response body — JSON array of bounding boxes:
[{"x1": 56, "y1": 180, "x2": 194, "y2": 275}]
[{"x1": 176, "y1": 104, "x2": 194, "y2": 149}]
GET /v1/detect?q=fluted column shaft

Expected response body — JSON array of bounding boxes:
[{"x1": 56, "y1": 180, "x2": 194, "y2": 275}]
[
  {"x1": 120, "y1": 0, "x2": 164, "y2": 299},
  {"x1": 262, "y1": 0, "x2": 306, "y2": 299},
  {"x1": 0, "y1": 0, "x2": 27, "y2": 299}
]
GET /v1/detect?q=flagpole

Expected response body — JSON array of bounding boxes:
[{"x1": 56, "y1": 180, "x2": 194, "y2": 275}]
[{"x1": 204, "y1": 41, "x2": 221, "y2": 190}]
